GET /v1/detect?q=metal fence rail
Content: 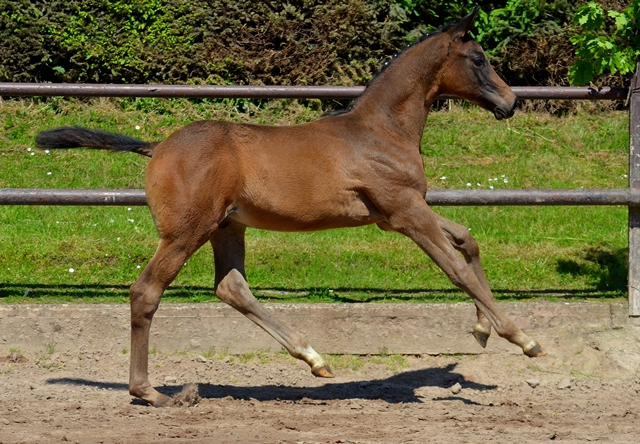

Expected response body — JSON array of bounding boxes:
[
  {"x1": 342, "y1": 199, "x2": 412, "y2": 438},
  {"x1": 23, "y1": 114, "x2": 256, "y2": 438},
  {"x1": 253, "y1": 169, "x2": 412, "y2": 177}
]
[
  {"x1": 0, "y1": 82, "x2": 629, "y2": 101},
  {"x1": 1, "y1": 75, "x2": 639, "y2": 318},
  {"x1": 2, "y1": 188, "x2": 640, "y2": 207}
]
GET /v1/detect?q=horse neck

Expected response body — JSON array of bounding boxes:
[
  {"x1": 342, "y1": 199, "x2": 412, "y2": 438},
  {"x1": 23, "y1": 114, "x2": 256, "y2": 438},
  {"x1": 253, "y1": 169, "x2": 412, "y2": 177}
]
[{"x1": 350, "y1": 36, "x2": 447, "y2": 146}]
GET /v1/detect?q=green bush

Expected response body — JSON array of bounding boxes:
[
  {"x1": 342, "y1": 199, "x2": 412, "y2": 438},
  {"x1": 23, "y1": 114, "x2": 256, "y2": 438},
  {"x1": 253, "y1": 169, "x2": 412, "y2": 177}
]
[
  {"x1": 0, "y1": 0, "x2": 407, "y2": 86},
  {"x1": 0, "y1": 1, "x2": 634, "y2": 88}
]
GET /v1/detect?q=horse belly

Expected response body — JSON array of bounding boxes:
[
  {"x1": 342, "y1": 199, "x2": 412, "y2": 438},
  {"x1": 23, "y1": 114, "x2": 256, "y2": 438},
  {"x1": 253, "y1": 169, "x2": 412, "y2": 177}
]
[{"x1": 228, "y1": 189, "x2": 381, "y2": 232}]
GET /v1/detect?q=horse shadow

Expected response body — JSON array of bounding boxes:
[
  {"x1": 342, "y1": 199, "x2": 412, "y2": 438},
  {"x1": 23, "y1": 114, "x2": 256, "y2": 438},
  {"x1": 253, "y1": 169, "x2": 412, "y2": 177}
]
[{"x1": 46, "y1": 362, "x2": 496, "y2": 406}]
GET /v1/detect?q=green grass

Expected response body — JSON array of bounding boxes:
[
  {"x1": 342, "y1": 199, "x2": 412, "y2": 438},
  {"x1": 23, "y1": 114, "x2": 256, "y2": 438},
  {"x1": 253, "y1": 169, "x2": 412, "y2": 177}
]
[{"x1": 0, "y1": 98, "x2": 630, "y2": 304}]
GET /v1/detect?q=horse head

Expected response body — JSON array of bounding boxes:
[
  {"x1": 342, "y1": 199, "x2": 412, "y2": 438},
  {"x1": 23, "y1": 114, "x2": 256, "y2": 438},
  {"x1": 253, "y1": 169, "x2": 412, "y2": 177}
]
[{"x1": 439, "y1": 7, "x2": 519, "y2": 120}]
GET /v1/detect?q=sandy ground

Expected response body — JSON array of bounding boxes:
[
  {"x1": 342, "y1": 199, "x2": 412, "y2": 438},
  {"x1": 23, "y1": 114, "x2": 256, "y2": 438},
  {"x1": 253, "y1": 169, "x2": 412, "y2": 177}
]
[{"x1": 1, "y1": 326, "x2": 640, "y2": 444}]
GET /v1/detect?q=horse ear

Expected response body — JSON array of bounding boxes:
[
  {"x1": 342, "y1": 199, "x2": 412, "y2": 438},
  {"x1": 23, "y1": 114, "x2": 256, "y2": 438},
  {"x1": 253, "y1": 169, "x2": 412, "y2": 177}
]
[{"x1": 449, "y1": 5, "x2": 481, "y2": 40}]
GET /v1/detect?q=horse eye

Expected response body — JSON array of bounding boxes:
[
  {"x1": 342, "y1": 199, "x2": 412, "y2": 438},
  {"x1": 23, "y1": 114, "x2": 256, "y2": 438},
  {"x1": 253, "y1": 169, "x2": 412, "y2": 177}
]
[{"x1": 472, "y1": 58, "x2": 484, "y2": 67}]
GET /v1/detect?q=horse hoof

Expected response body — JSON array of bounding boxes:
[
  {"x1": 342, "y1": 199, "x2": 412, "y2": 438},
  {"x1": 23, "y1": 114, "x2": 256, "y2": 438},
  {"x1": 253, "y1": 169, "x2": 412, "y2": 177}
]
[
  {"x1": 472, "y1": 330, "x2": 489, "y2": 348},
  {"x1": 524, "y1": 343, "x2": 547, "y2": 358},
  {"x1": 151, "y1": 394, "x2": 172, "y2": 408},
  {"x1": 312, "y1": 365, "x2": 335, "y2": 378}
]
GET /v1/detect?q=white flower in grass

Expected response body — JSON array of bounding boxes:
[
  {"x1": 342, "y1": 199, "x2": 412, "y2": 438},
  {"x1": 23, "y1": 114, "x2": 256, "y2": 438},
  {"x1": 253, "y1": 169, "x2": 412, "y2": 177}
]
[
  {"x1": 27, "y1": 147, "x2": 32, "y2": 152},
  {"x1": 68, "y1": 268, "x2": 75, "y2": 273},
  {"x1": 466, "y1": 183, "x2": 472, "y2": 187},
  {"x1": 30, "y1": 152, "x2": 35, "y2": 156},
  {"x1": 440, "y1": 176, "x2": 446, "y2": 180},
  {"x1": 127, "y1": 207, "x2": 132, "y2": 211},
  {"x1": 45, "y1": 150, "x2": 50, "y2": 154},
  {"x1": 117, "y1": 237, "x2": 121, "y2": 241},
  {"x1": 489, "y1": 186, "x2": 494, "y2": 190},
  {"x1": 135, "y1": 125, "x2": 141, "y2": 130},
  {"x1": 47, "y1": 172, "x2": 52, "y2": 175}
]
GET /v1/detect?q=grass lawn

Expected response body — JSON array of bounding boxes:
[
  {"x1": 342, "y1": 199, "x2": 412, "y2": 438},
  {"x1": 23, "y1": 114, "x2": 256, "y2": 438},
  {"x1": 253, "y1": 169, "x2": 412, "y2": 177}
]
[{"x1": 0, "y1": 98, "x2": 629, "y2": 304}]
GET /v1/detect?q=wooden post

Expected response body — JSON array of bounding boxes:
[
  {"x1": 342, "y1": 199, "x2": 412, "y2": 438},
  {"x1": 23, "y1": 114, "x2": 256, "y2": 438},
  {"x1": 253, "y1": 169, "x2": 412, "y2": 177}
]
[{"x1": 629, "y1": 62, "x2": 640, "y2": 319}]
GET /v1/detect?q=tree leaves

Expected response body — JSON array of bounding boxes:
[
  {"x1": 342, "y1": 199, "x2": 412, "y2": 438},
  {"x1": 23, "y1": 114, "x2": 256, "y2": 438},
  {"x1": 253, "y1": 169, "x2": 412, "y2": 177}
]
[{"x1": 568, "y1": 2, "x2": 639, "y2": 86}]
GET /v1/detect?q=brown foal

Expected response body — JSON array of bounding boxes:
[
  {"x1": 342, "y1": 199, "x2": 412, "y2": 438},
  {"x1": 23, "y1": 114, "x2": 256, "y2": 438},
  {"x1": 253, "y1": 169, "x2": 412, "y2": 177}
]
[{"x1": 36, "y1": 8, "x2": 546, "y2": 407}]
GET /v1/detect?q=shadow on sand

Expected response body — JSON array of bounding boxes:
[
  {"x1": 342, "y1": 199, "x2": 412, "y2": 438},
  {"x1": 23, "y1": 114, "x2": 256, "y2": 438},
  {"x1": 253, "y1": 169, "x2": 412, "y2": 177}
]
[{"x1": 46, "y1": 363, "x2": 497, "y2": 406}]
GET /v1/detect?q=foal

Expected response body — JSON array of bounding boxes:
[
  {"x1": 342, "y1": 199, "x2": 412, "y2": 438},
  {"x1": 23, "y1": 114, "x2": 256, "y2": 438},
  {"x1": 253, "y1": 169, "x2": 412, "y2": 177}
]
[{"x1": 37, "y1": 8, "x2": 546, "y2": 406}]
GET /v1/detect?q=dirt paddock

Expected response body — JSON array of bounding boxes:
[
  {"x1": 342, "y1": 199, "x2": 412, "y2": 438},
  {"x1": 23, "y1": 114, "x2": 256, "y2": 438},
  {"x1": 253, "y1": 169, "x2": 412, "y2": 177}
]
[{"x1": 1, "y1": 302, "x2": 640, "y2": 443}]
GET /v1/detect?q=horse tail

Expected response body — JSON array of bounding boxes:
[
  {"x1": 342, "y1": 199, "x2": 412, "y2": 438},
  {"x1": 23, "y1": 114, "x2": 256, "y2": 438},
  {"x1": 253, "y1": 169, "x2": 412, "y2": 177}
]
[{"x1": 35, "y1": 126, "x2": 158, "y2": 158}]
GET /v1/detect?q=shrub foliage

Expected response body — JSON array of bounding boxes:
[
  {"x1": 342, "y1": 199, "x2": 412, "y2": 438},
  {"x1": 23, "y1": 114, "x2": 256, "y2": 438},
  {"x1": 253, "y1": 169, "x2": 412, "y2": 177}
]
[{"x1": 0, "y1": 0, "x2": 634, "y2": 87}]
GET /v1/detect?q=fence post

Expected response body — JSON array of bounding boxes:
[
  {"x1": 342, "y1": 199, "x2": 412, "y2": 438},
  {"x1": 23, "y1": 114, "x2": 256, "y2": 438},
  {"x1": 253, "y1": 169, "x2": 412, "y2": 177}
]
[{"x1": 629, "y1": 61, "x2": 640, "y2": 319}]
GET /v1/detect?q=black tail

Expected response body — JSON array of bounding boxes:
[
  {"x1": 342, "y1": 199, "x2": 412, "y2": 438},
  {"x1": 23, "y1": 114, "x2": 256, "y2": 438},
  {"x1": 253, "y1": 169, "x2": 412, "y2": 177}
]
[{"x1": 35, "y1": 126, "x2": 158, "y2": 158}]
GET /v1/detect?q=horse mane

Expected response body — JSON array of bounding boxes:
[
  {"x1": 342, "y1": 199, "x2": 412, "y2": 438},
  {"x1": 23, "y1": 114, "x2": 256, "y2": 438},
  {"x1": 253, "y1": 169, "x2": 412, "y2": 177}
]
[{"x1": 323, "y1": 23, "x2": 454, "y2": 117}]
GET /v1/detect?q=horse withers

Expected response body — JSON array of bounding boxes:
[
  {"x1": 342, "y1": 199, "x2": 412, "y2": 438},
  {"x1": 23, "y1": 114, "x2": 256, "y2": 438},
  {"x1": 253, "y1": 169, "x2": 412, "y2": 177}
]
[{"x1": 36, "y1": 8, "x2": 544, "y2": 407}]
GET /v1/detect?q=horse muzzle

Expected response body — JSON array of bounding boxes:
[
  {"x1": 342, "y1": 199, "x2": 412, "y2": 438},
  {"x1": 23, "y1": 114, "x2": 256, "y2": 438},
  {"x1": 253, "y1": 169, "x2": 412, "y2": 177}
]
[{"x1": 493, "y1": 98, "x2": 519, "y2": 121}]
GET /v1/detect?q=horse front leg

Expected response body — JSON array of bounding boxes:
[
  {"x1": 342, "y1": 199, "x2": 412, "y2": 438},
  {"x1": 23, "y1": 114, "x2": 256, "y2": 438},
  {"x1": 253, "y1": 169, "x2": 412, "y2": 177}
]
[
  {"x1": 434, "y1": 213, "x2": 493, "y2": 348},
  {"x1": 211, "y1": 224, "x2": 334, "y2": 377},
  {"x1": 387, "y1": 192, "x2": 546, "y2": 357}
]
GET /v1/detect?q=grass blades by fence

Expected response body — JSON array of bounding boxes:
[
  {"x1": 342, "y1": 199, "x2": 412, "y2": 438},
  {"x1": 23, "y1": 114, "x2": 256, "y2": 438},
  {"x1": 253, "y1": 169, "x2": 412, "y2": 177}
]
[{"x1": 0, "y1": 98, "x2": 629, "y2": 304}]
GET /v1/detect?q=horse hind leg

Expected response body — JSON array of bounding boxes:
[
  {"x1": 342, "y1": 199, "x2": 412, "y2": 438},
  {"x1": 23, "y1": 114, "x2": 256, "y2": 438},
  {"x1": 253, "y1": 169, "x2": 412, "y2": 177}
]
[
  {"x1": 129, "y1": 230, "x2": 215, "y2": 407},
  {"x1": 211, "y1": 224, "x2": 333, "y2": 378},
  {"x1": 435, "y1": 213, "x2": 493, "y2": 348}
]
